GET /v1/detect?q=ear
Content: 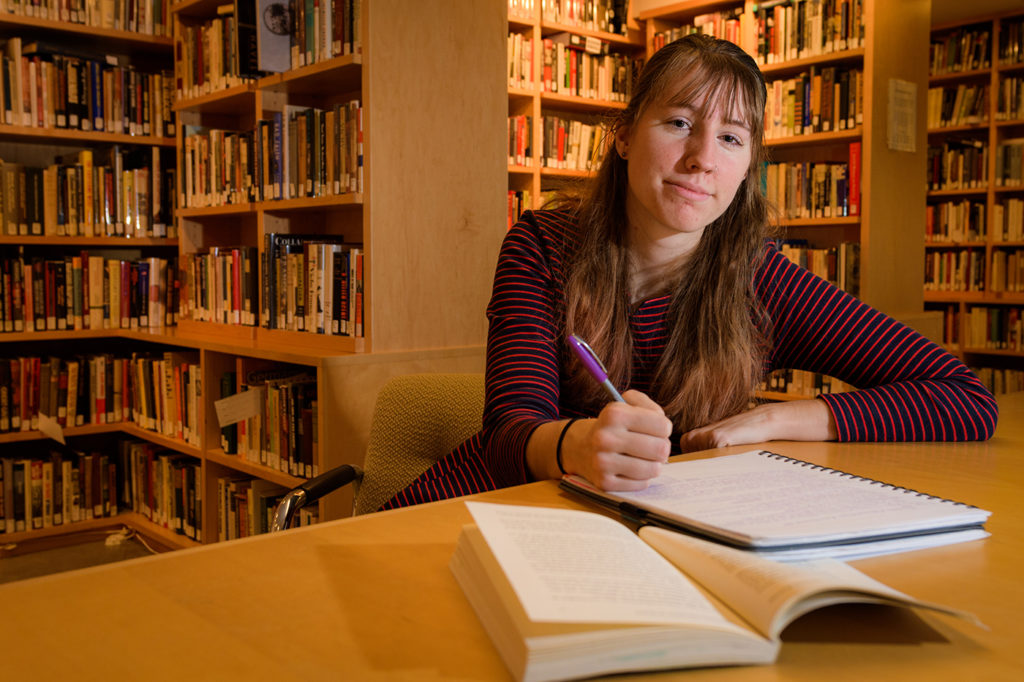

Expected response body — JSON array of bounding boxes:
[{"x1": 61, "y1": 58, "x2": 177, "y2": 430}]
[{"x1": 614, "y1": 125, "x2": 631, "y2": 159}]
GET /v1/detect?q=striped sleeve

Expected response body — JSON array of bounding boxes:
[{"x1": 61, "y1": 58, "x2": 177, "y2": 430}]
[
  {"x1": 757, "y1": 244, "x2": 998, "y2": 441},
  {"x1": 478, "y1": 211, "x2": 577, "y2": 487}
]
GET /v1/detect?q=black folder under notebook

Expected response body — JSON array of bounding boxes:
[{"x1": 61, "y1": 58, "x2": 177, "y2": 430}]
[{"x1": 559, "y1": 450, "x2": 991, "y2": 561}]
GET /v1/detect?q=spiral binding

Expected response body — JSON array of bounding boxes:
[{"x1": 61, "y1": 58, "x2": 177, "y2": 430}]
[{"x1": 757, "y1": 450, "x2": 977, "y2": 509}]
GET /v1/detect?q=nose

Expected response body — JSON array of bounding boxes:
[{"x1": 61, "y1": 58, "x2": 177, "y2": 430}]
[{"x1": 681, "y1": 129, "x2": 716, "y2": 174}]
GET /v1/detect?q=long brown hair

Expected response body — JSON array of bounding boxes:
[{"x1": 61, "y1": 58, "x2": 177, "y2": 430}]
[{"x1": 562, "y1": 34, "x2": 776, "y2": 432}]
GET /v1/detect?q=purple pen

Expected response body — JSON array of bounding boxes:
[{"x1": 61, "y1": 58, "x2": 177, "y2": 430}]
[{"x1": 568, "y1": 334, "x2": 625, "y2": 403}]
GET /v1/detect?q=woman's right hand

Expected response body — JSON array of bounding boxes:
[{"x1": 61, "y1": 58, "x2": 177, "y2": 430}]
[{"x1": 564, "y1": 390, "x2": 673, "y2": 491}]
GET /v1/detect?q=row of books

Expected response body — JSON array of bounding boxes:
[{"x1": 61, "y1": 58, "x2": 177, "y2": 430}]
[
  {"x1": 778, "y1": 240, "x2": 860, "y2": 297},
  {"x1": 538, "y1": 0, "x2": 630, "y2": 37},
  {"x1": 930, "y1": 25, "x2": 991, "y2": 75},
  {"x1": 179, "y1": 247, "x2": 258, "y2": 327},
  {"x1": 508, "y1": 32, "x2": 534, "y2": 89},
  {"x1": 175, "y1": 2, "x2": 259, "y2": 101},
  {"x1": 927, "y1": 83, "x2": 989, "y2": 129},
  {"x1": 924, "y1": 249, "x2": 985, "y2": 293},
  {"x1": 506, "y1": 189, "x2": 531, "y2": 231},
  {"x1": 764, "y1": 157, "x2": 858, "y2": 220},
  {"x1": 1, "y1": 147, "x2": 176, "y2": 239},
  {"x1": 0, "y1": 350, "x2": 201, "y2": 448},
  {"x1": 925, "y1": 199, "x2": 985, "y2": 243},
  {"x1": 260, "y1": 0, "x2": 363, "y2": 74},
  {"x1": 123, "y1": 440, "x2": 202, "y2": 540},
  {"x1": 965, "y1": 305, "x2": 1024, "y2": 351},
  {"x1": 759, "y1": 368, "x2": 853, "y2": 398},
  {"x1": 0, "y1": 450, "x2": 120, "y2": 534},
  {"x1": 994, "y1": 198, "x2": 1024, "y2": 242},
  {"x1": 178, "y1": 99, "x2": 362, "y2": 208},
  {"x1": 261, "y1": 234, "x2": 363, "y2": 337},
  {"x1": 753, "y1": 0, "x2": 865, "y2": 66},
  {"x1": 508, "y1": 113, "x2": 532, "y2": 166},
  {"x1": 997, "y1": 17, "x2": 1024, "y2": 66},
  {"x1": 219, "y1": 368, "x2": 318, "y2": 479},
  {"x1": 927, "y1": 138, "x2": 987, "y2": 191},
  {"x1": 539, "y1": 33, "x2": 636, "y2": 103},
  {"x1": 540, "y1": 114, "x2": 609, "y2": 171},
  {"x1": 930, "y1": 303, "x2": 961, "y2": 346},
  {"x1": 996, "y1": 77, "x2": 1023, "y2": 122},
  {"x1": 989, "y1": 249, "x2": 1024, "y2": 295},
  {"x1": 0, "y1": 0, "x2": 171, "y2": 36},
  {"x1": 995, "y1": 138, "x2": 1024, "y2": 187},
  {"x1": 652, "y1": 7, "x2": 745, "y2": 53},
  {"x1": 0, "y1": 253, "x2": 177, "y2": 334},
  {"x1": 216, "y1": 475, "x2": 284, "y2": 541},
  {"x1": 765, "y1": 66, "x2": 863, "y2": 139},
  {"x1": 972, "y1": 366, "x2": 1024, "y2": 395},
  {"x1": 1, "y1": 37, "x2": 175, "y2": 137}
]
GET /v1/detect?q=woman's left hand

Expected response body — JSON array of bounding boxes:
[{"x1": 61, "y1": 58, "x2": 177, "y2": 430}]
[{"x1": 678, "y1": 398, "x2": 838, "y2": 453}]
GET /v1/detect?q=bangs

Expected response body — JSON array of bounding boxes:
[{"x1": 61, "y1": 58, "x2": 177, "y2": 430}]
[{"x1": 662, "y1": 59, "x2": 759, "y2": 130}]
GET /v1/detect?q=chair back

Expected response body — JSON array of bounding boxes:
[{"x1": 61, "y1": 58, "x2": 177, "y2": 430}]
[{"x1": 353, "y1": 373, "x2": 485, "y2": 514}]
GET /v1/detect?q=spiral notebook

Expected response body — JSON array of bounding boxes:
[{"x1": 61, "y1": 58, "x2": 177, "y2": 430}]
[{"x1": 560, "y1": 450, "x2": 991, "y2": 561}]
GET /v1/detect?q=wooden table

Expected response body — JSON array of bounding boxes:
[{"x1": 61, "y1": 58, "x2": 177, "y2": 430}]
[{"x1": 2, "y1": 394, "x2": 1023, "y2": 681}]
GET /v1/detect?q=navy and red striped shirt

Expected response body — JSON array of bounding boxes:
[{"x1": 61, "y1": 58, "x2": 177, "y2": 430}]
[{"x1": 383, "y1": 210, "x2": 998, "y2": 509}]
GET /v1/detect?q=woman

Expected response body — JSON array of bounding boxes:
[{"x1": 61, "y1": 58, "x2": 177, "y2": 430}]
[{"x1": 383, "y1": 34, "x2": 997, "y2": 508}]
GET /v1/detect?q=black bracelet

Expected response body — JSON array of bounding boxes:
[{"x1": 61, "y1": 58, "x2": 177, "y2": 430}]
[{"x1": 555, "y1": 418, "x2": 580, "y2": 476}]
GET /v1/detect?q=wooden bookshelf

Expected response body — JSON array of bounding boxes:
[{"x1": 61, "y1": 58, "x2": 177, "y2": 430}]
[
  {"x1": 926, "y1": 9, "x2": 1024, "y2": 390},
  {"x1": 506, "y1": 1, "x2": 644, "y2": 224},
  {"x1": 1, "y1": 2, "x2": 505, "y2": 548}
]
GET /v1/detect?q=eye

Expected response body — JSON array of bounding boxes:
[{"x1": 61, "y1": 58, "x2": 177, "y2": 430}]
[
  {"x1": 721, "y1": 133, "x2": 744, "y2": 146},
  {"x1": 668, "y1": 118, "x2": 691, "y2": 130}
]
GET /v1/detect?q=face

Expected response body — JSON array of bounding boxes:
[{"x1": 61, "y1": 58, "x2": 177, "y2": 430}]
[{"x1": 615, "y1": 88, "x2": 753, "y2": 253}]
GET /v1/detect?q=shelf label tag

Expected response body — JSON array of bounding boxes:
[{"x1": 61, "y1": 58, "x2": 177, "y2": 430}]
[
  {"x1": 214, "y1": 388, "x2": 263, "y2": 427},
  {"x1": 38, "y1": 413, "x2": 66, "y2": 445}
]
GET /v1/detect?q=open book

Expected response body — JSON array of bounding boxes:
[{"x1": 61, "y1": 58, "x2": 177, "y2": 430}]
[
  {"x1": 451, "y1": 502, "x2": 982, "y2": 682},
  {"x1": 561, "y1": 450, "x2": 991, "y2": 561}
]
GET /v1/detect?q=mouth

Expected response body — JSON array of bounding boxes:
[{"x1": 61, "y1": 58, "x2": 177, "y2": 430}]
[{"x1": 665, "y1": 180, "x2": 712, "y2": 200}]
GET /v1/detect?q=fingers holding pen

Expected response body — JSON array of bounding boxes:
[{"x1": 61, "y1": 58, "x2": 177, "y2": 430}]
[{"x1": 566, "y1": 390, "x2": 673, "y2": 491}]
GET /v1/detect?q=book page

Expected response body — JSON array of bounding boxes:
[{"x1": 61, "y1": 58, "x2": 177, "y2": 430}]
[
  {"x1": 639, "y1": 526, "x2": 982, "y2": 639},
  {"x1": 464, "y1": 502, "x2": 741, "y2": 629}
]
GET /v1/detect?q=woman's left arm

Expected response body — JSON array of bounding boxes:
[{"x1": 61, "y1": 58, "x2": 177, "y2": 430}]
[{"x1": 682, "y1": 246, "x2": 998, "y2": 450}]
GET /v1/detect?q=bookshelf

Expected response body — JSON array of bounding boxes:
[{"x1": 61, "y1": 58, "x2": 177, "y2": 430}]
[
  {"x1": 507, "y1": 0, "x2": 645, "y2": 224},
  {"x1": 926, "y1": 9, "x2": 1024, "y2": 394},
  {"x1": 1, "y1": 1, "x2": 506, "y2": 551}
]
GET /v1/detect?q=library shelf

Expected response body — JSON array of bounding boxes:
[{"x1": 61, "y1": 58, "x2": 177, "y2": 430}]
[
  {"x1": 0, "y1": 236, "x2": 178, "y2": 247},
  {"x1": 765, "y1": 128, "x2": 863, "y2": 148},
  {"x1": 0, "y1": 123, "x2": 174, "y2": 147},
  {"x1": 539, "y1": 92, "x2": 629, "y2": 111},
  {"x1": 780, "y1": 216, "x2": 860, "y2": 228},
  {"x1": 0, "y1": 511, "x2": 199, "y2": 553},
  {"x1": 258, "y1": 55, "x2": 363, "y2": 96},
  {"x1": 171, "y1": 83, "x2": 256, "y2": 116},
  {"x1": 539, "y1": 20, "x2": 644, "y2": 47},
  {"x1": 759, "y1": 47, "x2": 866, "y2": 77},
  {"x1": 0, "y1": 15, "x2": 172, "y2": 51},
  {"x1": 204, "y1": 450, "x2": 305, "y2": 491}
]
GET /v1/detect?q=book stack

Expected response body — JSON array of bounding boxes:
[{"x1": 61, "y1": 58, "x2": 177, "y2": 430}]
[
  {"x1": 261, "y1": 233, "x2": 363, "y2": 337},
  {"x1": 0, "y1": 38, "x2": 174, "y2": 136},
  {"x1": 541, "y1": 115, "x2": 609, "y2": 171},
  {"x1": 926, "y1": 199, "x2": 986, "y2": 243},
  {"x1": 128, "y1": 351, "x2": 202, "y2": 447},
  {"x1": 652, "y1": 6, "x2": 746, "y2": 52},
  {"x1": 764, "y1": 160, "x2": 852, "y2": 219},
  {"x1": 0, "y1": 0, "x2": 171, "y2": 36},
  {"x1": 540, "y1": 32, "x2": 635, "y2": 103},
  {"x1": 214, "y1": 475, "x2": 295, "y2": 541},
  {"x1": 122, "y1": 440, "x2": 202, "y2": 541},
  {"x1": 179, "y1": 246, "x2": 258, "y2": 327},
  {"x1": 540, "y1": 0, "x2": 631, "y2": 36},
  {"x1": 0, "y1": 253, "x2": 177, "y2": 334},
  {"x1": 966, "y1": 306, "x2": 1023, "y2": 351},
  {"x1": 778, "y1": 239, "x2": 860, "y2": 296},
  {"x1": 765, "y1": 66, "x2": 863, "y2": 139},
  {"x1": 930, "y1": 24, "x2": 992, "y2": 75},
  {"x1": 0, "y1": 147, "x2": 176, "y2": 239},
  {"x1": 924, "y1": 249, "x2": 985, "y2": 293},
  {"x1": 927, "y1": 138, "x2": 989, "y2": 191},
  {"x1": 754, "y1": 0, "x2": 866, "y2": 65},
  {"x1": 229, "y1": 368, "x2": 318, "y2": 478}
]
